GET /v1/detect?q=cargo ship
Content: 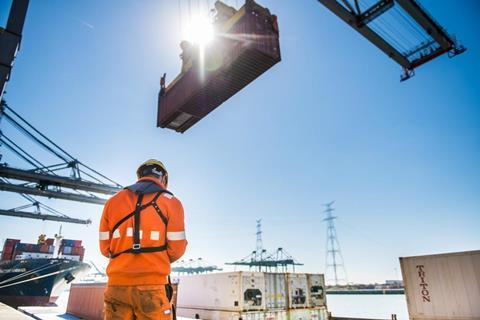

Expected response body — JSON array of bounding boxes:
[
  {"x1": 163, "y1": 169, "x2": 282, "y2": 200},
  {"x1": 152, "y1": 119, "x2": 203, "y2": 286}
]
[{"x1": 0, "y1": 234, "x2": 90, "y2": 307}]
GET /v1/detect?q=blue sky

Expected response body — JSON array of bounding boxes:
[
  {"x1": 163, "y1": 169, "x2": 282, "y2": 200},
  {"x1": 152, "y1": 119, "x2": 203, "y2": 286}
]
[{"x1": 0, "y1": 0, "x2": 479, "y2": 284}]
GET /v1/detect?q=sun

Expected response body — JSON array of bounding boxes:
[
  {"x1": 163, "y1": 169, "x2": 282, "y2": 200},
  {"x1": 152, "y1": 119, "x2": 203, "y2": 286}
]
[{"x1": 183, "y1": 15, "x2": 214, "y2": 46}]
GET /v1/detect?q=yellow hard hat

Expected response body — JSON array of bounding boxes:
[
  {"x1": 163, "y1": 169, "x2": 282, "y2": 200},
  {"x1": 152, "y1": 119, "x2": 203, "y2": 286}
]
[{"x1": 136, "y1": 159, "x2": 168, "y2": 182}]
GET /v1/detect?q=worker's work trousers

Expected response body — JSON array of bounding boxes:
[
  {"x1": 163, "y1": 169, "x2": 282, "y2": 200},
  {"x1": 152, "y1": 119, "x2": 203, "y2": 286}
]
[{"x1": 104, "y1": 285, "x2": 173, "y2": 320}]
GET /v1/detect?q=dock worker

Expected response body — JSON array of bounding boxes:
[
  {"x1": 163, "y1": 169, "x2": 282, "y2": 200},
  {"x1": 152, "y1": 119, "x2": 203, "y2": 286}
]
[{"x1": 99, "y1": 159, "x2": 187, "y2": 320}]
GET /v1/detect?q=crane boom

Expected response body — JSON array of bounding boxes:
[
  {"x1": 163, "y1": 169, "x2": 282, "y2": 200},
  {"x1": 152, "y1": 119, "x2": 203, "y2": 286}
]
[{"x1": 0, "y1": 208, "x2": 91, "y2": 225}]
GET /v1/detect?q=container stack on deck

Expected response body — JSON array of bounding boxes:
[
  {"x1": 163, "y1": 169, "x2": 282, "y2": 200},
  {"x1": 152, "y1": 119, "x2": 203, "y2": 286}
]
[
  {"x1": 0, "y1": 238, "x2": 55, "y2": 261},
  {"x1": 176, "y1": 271, "x2": 328, "y2": 320},
  {"x1": 59, "y1": 239, "x2": 85, "y2": 261},
  {"x1": 0, "y1": 238, "x2": 86, "y2": 262}
]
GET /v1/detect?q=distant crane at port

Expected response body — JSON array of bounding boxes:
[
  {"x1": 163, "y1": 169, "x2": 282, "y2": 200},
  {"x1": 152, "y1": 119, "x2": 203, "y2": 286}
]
[
  {"x1": 172, "y1": 258, "x2": 223, "y2": 274},
  {"x1": 324, "y1": 201, "x2": 348, "y2": 286},
  {"x1": 226, "y1": 219, "x2": 303, "y2": 272}
]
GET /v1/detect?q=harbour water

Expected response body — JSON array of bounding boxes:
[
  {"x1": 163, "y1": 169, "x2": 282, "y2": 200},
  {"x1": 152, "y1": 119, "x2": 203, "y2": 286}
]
[{"x1": 327, "y1": 294, "x2": 409, "y2": 319}]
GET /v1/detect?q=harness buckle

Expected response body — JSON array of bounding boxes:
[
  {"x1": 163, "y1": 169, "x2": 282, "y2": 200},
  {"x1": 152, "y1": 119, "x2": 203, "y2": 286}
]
[{"x1": 132, "y1": 243, "x2": 141, "y2": 250}]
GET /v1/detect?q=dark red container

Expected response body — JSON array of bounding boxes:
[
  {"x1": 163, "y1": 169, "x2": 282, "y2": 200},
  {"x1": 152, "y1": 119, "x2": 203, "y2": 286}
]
[
  {"x1": 1, "y1": 251, "x2": 13, "y2": 261},
  {"x1": 46, "y1": 238, "x2": 54, "y2": 245},
  {"x1": 157, "y1": 0, "x2": 281, "y2": 133}
]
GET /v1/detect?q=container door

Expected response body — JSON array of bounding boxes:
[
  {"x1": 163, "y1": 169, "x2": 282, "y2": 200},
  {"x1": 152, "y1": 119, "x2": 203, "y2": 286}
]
[
  {"x1": 287, "y1": 274, "x2": 309, "y2": 309},
  {"x1": 307, "y1": 274, "x2": 326, "y2": 307},
  {"x1": 241, "y1": 272, "x2": 265, "y2": 311},
  {"x1": 264, "y1": 273, "x2": 287, "y2": 310}
]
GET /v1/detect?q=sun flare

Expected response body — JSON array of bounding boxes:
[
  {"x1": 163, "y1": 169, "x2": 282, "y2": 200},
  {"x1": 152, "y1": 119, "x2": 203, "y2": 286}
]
[{"x1": 183, "y1": 15, "x2": 214, "y2": 46}]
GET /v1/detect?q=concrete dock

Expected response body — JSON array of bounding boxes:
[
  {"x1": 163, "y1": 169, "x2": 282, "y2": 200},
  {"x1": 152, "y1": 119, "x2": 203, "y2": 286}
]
[
  {"x1": 0, "y1": 302, "x2": 32, "y2": 319},
  {"x1": 18, "y1": 305, "x2": 79, "y2": 320}
]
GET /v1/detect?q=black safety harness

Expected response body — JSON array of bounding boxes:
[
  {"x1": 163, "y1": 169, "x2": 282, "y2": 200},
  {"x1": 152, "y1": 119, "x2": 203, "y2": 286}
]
[{"x1": 109, "y1": 182, "x2": 173, "y2": 259}]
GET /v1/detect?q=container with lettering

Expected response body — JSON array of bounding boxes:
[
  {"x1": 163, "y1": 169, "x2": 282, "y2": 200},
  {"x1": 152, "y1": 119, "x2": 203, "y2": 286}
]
[{"x1": 400, "y1": 250, "x2": 480, "y2": 320}]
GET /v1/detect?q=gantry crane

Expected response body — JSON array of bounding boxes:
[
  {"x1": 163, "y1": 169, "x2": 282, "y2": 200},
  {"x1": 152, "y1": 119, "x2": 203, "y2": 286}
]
[
  {"x1": 317, "y1": 0, "x2": 466, "y2": 80},
  {"x1": 0, "y1": 0, "x2": 467, "y2": 223}
]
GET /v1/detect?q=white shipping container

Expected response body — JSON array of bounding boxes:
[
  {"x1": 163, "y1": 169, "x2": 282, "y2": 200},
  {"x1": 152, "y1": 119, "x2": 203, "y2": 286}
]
[
  {"x1": 177, "y1": 272, "x2": 265, "y2": 312},
  {"x1": 288, "y1": 307, "x2": 328, "y2": 320},
  {"x1": 177, "y1": 307, "x2": 288, "y2": 320},
  {"x1": 400, "y1": 250, "x2": 480, "y2": 320},
  {"x1": 306, "y1": 274, "x2": 326, "y2": 307},
  {"x1": 286, "y1": 273, "x2": 309, "y2": 309},
  {"x1": 264, "y1": 273, "x2": 287, "y2": 310}
]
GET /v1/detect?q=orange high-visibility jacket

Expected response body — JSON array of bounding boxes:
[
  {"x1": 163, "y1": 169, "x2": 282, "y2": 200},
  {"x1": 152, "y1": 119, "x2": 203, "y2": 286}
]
[{"x1": 99, "y1": 177, "x2": 187, "y2": 286}]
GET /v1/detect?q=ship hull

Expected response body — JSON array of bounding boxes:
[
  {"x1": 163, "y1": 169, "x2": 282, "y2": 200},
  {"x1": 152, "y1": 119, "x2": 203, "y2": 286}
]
[{"x1": 0, "y1": 258, "x2": 90, "y2": 307}]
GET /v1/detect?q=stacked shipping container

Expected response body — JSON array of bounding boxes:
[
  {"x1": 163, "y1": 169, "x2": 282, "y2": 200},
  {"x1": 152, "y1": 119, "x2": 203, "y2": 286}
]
[
  {"x1": 400, "y1": 250, "x2": 480, "y2": 320},
  {"x1": 59, "y1": 239, "x2": 85, "y2": 261},
  {"x1": 1, "y1": 239, "x2": 56, "y2": 261},
  {"x1": 0, "y1": 238, "x2": 85, "y2": 262},
  {"x1": 0, "y1": 239, "x2": 20, "y2": 261},
  {"x1": 177, "y1": 272, "x2": 327, "y2": 320}
]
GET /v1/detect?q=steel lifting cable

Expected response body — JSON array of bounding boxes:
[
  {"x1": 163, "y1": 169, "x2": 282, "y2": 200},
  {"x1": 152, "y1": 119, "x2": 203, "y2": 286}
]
[
  {"x1": 0, "y1": 261, "x2": 63, "y2": 285},
  {"x1": 375, "y1": 15, "x2": 415, "y2": 52},
  {"x1": 39, "y1": 203, "x2": 70, "y2": 218},
  {"x1": 1, "y1": 134, "x2": 46, "y2": 168},
  {"x1": 78, "y1": 168, "x2": 112, "y2": 185},
  {"x1": 0, "y1": 265, "x2": 79, "y2": 289},
  {"x1": 3, "y1": 113, "x2": 70, "y2": 163},
  {"x1": 188, "y1": 0, "x2": 192, "y2": 24},
  {"x1": 3, "y1": 106, "x2": 72, "y2": 163},
  {"x1": 358, "y1": 0, "x2": 412, "y2": 53},
  {"x1": 370, "y1": 20, "x2": 408, "y2": 53},
  {"x1": 3, "y1": 106, "x2": 120, "y2": 186},
  {"x1": 0, "y1": 137, "x2": 41, "y2": 168},
  {"x1": 77, "y1": 163, "x2": 121, "y2": 187},
  {"x1": 391, "y1": 7, "x2": 428, "y2": 44},
  {"x1": 178, "y1": 0, "x2": 183, "y2": 35}
]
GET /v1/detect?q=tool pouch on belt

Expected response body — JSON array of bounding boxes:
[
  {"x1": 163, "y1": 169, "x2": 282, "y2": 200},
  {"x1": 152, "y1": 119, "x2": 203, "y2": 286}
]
[{"x1": 166, "y1": 276, "x2": 176, "y2": 320}]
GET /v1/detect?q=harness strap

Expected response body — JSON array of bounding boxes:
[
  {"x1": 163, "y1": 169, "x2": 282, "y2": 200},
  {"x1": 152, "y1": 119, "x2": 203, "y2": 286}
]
[
  {"x1": 110, "y1": 191, "x2": 170, "y2": 259},
  {"x1": 110, "y1": 244, "x2": 168, "y2": 259},
  {"x1": 133, "y1": 194, "x2": 144, "y2": 250}
]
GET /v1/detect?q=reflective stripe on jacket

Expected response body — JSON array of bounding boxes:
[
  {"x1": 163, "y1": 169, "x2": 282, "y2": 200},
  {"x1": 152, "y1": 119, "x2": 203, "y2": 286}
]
[{"x1": 99, "y1": 177, "x2": 187, "y2": 286}]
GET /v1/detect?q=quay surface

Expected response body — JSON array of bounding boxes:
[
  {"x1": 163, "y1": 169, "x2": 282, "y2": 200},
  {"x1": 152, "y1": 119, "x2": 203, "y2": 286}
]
[{"x1": 0, "y1": 302, "x2": 32, "y2": 319}]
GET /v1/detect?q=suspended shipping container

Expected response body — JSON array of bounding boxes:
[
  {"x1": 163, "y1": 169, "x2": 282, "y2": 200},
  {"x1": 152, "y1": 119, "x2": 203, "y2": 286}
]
[
  {"x1": 400, "y1": 250, "x2": 480, "y2": 320},
  {"x1": 157, "y1": 0, "x2": 281, "y2": 133}
]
